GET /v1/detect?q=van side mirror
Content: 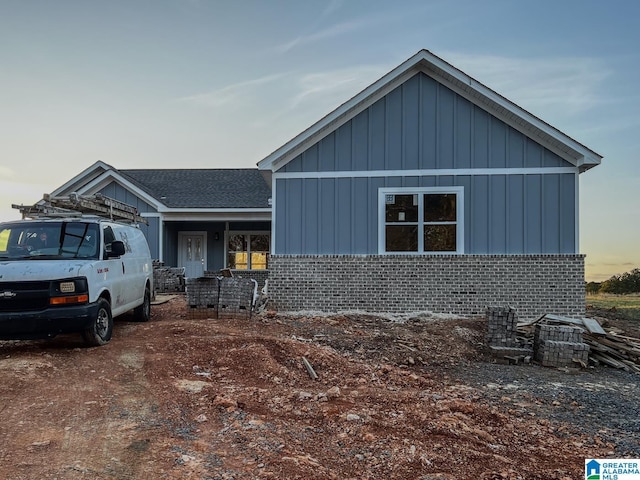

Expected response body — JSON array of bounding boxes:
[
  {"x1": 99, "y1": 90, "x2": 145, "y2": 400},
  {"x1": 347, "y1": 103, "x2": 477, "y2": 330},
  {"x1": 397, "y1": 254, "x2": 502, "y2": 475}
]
[{"x1": 107, "y1": 240, "x2": 126, "y2": 258}]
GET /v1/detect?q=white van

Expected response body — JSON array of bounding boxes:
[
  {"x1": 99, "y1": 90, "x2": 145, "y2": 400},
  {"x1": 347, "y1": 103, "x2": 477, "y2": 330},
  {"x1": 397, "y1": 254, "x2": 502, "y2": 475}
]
[{"x1": 0, "y1": 217, "x2": 153, "y2": 346}]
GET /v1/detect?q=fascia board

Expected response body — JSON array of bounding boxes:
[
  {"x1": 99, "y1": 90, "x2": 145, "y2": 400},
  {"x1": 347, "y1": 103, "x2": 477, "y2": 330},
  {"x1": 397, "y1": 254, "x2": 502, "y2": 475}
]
[
  {"x1": 77, "y1": 171, "x2": 164, "y2": 210},
  {"x1": 49, "y1": 160, "x2": 116, "y2": 197},
  {"x1": 258, "y1": 49, "x2": 602, "y2": 173},
  {"x1": 417, "y1": 53, "x2": 602, "y2": 168},
  {"x1": 162, "y1": 208, "x2": 271, "y2": 214},
  {"x1": 259, "y1": 53, "x2": 424, "y2": 173},
  {"x1": 161, "y1": 210, "x2": 271, "y2": 222}
]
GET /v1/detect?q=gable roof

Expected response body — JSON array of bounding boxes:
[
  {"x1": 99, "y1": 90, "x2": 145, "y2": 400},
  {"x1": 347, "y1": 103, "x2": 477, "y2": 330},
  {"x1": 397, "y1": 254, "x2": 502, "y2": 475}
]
[
  {"x1": 258, "y1": 49, "x2": 602, "y2": 174},
  {"x1": 50, "y1": 162, "x2": 271, "y2": 211}
]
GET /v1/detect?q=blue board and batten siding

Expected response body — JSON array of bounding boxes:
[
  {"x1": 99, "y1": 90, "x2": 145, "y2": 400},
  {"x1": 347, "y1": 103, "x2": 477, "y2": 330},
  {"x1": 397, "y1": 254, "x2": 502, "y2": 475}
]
[
  {"x1": 274, "y1": 72, "x2": 577, "y2": 255},
  {"x1": 97, "y1": 182, "x2": 161, "y2": 259}
]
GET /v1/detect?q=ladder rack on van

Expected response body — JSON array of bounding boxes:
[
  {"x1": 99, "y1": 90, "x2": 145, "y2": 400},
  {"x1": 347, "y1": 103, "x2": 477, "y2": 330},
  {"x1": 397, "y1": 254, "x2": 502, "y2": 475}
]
[{"x1": 12, "y1": 193, "x2": 148, "y2": 225}]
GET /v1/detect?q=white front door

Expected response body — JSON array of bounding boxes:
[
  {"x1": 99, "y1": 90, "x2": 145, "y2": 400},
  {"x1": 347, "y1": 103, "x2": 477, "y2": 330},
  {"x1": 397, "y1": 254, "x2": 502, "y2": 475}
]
[{"x1": 178, "y1": 232, "x2": 207, "y2": 279}]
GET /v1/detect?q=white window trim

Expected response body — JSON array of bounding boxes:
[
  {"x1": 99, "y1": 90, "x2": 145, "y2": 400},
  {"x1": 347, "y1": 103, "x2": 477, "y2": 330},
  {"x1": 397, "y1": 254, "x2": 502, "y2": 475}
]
[
  {"x1": 378, "y1": 186, "x2": 464, "y2": 255},
  {"x1": 225, "y1": 230, "x2": 271, "y2": 271}
]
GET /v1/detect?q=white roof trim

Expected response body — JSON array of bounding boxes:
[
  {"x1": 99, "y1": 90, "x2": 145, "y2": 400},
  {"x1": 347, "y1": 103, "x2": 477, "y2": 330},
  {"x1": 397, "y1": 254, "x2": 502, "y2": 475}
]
[
  {"x1": 160, "y1": 210, "x2": 271, "y2": 222},
  {"x1": 257, "y1": 49, "x2": 602, "y2": 174},
  {"x1": 76, "y1": 170, "x2": 164, "y2": 210},
  {"x1": 49, "y1": 160, "x2": 115, "y2": 197},
  {"x1": 161, "y1": 208, "x2": 272, "y2": 213}
]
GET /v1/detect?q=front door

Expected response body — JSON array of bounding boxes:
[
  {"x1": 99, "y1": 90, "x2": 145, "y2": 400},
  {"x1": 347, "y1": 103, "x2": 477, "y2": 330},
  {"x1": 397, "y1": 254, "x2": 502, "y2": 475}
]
[{"x1": 178, "y1": 232, "x2": 206, "y2": 279}]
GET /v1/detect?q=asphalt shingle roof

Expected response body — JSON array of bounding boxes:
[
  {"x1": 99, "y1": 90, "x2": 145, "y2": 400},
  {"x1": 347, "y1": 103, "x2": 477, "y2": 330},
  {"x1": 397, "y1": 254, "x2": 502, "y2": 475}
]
[{"x1": 120, "y1": 169, "x2": 271, "y2": 209}]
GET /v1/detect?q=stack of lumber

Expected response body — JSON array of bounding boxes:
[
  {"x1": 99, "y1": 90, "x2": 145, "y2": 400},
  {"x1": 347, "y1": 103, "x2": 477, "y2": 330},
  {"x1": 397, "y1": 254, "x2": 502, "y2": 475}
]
[{"x1": 517, "y1": 314, "x2": 640, "y2": 373}]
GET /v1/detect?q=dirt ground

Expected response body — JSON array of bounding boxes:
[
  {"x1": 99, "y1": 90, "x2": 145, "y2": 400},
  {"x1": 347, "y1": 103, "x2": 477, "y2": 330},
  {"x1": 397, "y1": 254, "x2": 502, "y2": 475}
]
[{"x1": 0, "y1": 297, "x2": 638, "y2": 480}]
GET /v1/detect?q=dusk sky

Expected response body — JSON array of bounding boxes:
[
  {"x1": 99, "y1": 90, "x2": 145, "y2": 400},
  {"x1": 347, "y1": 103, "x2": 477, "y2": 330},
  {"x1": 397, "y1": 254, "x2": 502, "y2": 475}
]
[{"x1": 1, "y1": 0, "x2": 638, "y2": 281}]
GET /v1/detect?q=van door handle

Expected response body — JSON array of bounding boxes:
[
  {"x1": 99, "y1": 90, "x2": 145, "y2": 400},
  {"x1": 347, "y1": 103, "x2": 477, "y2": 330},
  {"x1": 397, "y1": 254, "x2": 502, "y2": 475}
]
[{"x1": 122, "y1": 262, "x2": 125, "y2": 274}]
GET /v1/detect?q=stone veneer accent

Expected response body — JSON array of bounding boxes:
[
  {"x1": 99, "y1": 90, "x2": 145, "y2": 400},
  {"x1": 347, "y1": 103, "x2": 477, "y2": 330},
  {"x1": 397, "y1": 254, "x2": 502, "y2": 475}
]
[{"x1": 268, "y1": 255, "x2": 585, "y2": 320}]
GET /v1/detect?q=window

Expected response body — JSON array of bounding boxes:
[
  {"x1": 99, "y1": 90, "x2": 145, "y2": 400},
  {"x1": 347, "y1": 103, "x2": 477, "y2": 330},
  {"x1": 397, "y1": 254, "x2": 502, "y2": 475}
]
[
  {"x1": 379, "y1": 187, "x2": 463, "y2": 254},
  {"x1": 227, "y1": 232, "x2": 270, "y2": 270},
  {"x1": 0, "y1": 222, "x2": 99, "y2": 259}
]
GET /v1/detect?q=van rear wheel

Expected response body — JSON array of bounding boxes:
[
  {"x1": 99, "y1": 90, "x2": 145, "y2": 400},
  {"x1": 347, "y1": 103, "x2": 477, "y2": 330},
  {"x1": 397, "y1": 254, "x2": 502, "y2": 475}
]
[
  {"x1": 83, "y1": 298, "x2": 113, "y2": 346},
  {"x1": 133, "y1": 287, "x2": 151, "y2": 322}
]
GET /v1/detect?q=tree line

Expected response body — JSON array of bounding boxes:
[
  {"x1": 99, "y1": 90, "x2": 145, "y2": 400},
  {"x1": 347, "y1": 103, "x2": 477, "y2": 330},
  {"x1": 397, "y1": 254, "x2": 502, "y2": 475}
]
[{"x1": 586, "y1": 267, "x2": 640, "y2": 295}]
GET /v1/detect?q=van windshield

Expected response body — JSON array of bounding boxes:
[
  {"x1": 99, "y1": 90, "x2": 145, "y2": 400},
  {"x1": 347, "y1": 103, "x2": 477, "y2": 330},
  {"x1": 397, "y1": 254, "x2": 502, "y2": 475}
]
[{"x1": 0, "y1": 222, "x2": 100, "y2": 260}]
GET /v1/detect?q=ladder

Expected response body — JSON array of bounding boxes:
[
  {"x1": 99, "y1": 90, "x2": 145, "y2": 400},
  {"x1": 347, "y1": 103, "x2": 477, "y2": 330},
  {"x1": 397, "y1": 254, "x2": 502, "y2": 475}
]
[{"x1": 12, "y1": 193, "x2": 149, "y2": 225}]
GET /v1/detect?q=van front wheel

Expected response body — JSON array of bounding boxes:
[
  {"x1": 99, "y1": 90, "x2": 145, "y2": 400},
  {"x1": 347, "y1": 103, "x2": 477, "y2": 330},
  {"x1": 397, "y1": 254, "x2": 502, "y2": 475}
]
[
  {"x1": 133, "y1": 287, "x2": 151, "y2": 322},
  {"x1": 83, "y1": 298, "x2": 113, "y2": 346}
]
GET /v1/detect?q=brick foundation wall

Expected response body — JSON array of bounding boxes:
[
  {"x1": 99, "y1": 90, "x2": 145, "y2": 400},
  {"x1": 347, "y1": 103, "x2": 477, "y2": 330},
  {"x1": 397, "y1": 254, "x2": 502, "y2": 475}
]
[
  {"x1": 268, "y1": 255, "x2": 585, "y2": 320},
  {"x1": 231, "y1": 270, "x2": 268, "y2": 290}
]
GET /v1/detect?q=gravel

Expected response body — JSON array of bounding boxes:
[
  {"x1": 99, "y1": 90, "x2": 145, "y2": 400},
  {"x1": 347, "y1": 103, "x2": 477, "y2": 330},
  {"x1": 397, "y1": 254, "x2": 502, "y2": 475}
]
[{"x1": 450, "y1": 361, "x2": 640, "y2": 456}]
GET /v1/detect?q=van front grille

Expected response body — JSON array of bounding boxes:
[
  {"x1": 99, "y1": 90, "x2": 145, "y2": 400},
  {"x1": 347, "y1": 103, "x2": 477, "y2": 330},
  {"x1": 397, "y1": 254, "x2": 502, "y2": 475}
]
[{"x1": 0, "y1": 281, "x2": 51, "y2": 312}]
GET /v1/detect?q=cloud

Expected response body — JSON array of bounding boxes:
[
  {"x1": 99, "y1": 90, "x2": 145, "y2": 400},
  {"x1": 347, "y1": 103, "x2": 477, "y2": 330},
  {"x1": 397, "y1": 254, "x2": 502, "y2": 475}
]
[
  {"x1": 177, "y1": 73, "x2": 287, "y2": 108},
  {"x1": 321, "y1": 0, "x2": 345, "y2": 18},
  {"x1": 441, "y1": 52, "x2": 611, "y2": 116},
  {"x1": 585, "y1": 261, "x2": 640, "y2": 282},
  {"x1": 288, "y1": 65, "x2": 388, "y2": 110},
  {"x1": 182, "y1": 62, "x2": 390, "y2": 125},
  {"x1": 587, "y1": 262, "x2": 635, "y2": 267},
  {"x1": 276, "y1": 19, "x2": 367, "y2": 54},
  {"x1": 240, "y1": 64, "x2": 391, "y2": 135}
]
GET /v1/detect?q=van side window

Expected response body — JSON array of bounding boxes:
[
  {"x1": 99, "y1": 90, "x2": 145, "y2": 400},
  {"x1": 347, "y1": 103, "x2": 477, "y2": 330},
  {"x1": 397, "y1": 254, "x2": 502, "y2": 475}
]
[{"x1": 103, "y1": 226, "x2": 116, "y2": 259}]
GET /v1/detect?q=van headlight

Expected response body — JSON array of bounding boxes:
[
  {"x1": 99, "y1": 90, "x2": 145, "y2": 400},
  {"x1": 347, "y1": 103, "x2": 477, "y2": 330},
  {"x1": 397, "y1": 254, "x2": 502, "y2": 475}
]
[
  {"x1": 59, "y1": 281, "x2": 76, "y2": 293},
  {"x1": 50, "y1": 278, "x2": 89, "y2": 306}
]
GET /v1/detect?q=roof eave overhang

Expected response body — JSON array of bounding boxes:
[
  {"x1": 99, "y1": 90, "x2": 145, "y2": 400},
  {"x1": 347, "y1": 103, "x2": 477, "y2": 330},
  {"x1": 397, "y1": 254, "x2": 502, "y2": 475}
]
[
  {"x1": 258, "y1": 50, "x2": 603, "y2": 174},
  {"x1": 160, "y1": 209, "x2": 271, "y2": 222}
]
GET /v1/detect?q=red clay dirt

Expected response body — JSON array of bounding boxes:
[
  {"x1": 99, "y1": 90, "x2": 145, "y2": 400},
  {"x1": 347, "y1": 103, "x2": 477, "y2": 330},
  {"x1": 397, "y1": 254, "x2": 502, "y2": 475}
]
[{"x1": 0, "y1": 295, "x2": 634, "y2": 480}]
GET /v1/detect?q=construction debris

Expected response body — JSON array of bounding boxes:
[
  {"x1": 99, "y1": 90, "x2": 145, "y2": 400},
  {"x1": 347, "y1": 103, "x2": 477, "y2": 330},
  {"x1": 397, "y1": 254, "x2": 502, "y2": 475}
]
[
  {"x1": 185, "y1": 276, "x2": 256, "y2": 319},
  {"x1": 301, "y1": 357, "x2": 319, "y2": 380},
  {"x1": 153, "y1": 262, "x2": 186, "y2": 293},
  {"x1": 185, "y1": 277, "x2": 219, "y2": 311},
  {"x1": 486, "y1": 306, "x2": 518, "y2": 347},
  {"x1": 518, "y1": 314, "x2": 640, "y2": 373},
  {"x1": 533, "y1": 324, "x2": 590, "y2": 368},
  {"x1": 486, "y1": 306, "x2": 533, "y2": 361}
]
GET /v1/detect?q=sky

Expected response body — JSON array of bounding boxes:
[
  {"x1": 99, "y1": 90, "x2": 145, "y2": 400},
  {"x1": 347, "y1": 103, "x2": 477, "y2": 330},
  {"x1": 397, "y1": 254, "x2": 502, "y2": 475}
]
[{"x1": 0, "y1": 0, "x2": 638, "y2": 282}]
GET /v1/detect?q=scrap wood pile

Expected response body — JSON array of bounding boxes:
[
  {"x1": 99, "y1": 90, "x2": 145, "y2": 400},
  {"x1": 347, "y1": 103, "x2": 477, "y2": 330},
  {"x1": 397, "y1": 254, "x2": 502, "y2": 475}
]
[{"x1": 517, "y1": 314, "x2": 640, "y2": 373}]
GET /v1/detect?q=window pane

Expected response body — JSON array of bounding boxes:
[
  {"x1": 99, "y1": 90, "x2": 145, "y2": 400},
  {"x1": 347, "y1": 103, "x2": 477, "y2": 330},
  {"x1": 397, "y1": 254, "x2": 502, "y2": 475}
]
[
  {"x1": 228, "y1": 234, "x2": 246, "y2": 252},
  {"x1": 386, "y1": 225, "x2": 418, "y2": 251},
  {"x1": 228, "y1": 252, "x2": 248, "y2": 270},
  {"x1": 424, "y1": 194, "x2": 456, "y2": 222},
  {"x1": 250, "y1": 234, "x2": 269, "y2": 252},
  {"x1": 424, "y1": 224, "x2": 456, "y2": 251},
  {"x1": 385, "y1": 194, "x2": 418, "y2": 222},
  {"x1": 251, "y1": 252, "x2": 268, "y2": 270}
]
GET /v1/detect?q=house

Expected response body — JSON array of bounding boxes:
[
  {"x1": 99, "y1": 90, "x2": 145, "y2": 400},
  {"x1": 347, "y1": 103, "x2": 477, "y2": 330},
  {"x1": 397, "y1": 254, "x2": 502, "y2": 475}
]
[
  {"x1": 257, "y1": 49, "x2": 601, "y2": 319},
  {"x1": 39, "y1": 49, "x2": 601, "y2": 319},
  {"x1": 47, "y1": 163, "x2": 272, "y2": 286}
]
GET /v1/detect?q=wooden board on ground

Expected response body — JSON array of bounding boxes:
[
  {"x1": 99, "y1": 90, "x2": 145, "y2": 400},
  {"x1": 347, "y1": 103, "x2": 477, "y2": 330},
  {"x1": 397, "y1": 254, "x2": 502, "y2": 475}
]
[{"x1": 581, "y1": 317, "x2": 606, "y2": 335}]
